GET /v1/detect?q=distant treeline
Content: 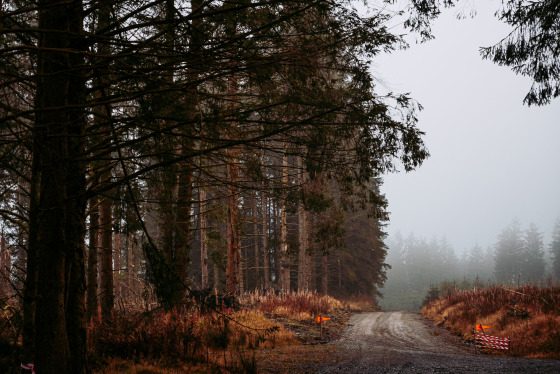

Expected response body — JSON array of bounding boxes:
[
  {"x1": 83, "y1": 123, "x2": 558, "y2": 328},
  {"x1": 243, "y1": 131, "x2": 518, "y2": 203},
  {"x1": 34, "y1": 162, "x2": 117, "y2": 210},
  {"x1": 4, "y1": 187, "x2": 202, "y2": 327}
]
[{"x1": 380, "y1": 217, "x2": 560, "y2": 310}]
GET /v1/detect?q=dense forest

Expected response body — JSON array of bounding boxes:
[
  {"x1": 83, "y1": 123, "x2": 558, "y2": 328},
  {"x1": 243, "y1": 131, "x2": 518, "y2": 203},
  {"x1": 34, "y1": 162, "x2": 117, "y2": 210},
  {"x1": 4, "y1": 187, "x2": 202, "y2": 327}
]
[
  {"x1": 0, "y1": 0, "x2": 558, "y2": 372},
  {"x1": 0, "y1": 1, "x2": 433, "y2": 372},
  {"x1": 381, "y1": 217, "x2": 560, "y2": 310}
]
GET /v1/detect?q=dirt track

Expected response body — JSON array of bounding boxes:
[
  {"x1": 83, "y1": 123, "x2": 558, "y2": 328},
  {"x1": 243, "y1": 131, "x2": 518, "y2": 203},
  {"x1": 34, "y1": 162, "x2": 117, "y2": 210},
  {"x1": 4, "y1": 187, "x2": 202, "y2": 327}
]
[
  {"x1": 260, "y1": 311, "x2": 560, "y2": 373},
  {"x1": 314, "y1": 311, "x2": 560, "y2": 373}
]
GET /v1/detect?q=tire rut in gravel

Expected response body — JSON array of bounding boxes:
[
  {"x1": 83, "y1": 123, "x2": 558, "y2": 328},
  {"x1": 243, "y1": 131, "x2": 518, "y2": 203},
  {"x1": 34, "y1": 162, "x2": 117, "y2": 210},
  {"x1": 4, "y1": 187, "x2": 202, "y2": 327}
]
[{"x1": 317, "y1": 311, "x2": 560, "y2": 374}]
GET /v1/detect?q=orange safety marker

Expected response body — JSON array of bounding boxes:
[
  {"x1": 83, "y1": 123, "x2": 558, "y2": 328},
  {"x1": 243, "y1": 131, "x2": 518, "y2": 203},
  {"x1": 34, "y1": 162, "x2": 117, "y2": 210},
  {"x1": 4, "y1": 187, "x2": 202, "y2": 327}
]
[
  {"x1": 476, "y1": 324, "x2": 491, "y2": 330},
  {"x1": 317, "y1": 316, "x2": 331, "y2": 337}
]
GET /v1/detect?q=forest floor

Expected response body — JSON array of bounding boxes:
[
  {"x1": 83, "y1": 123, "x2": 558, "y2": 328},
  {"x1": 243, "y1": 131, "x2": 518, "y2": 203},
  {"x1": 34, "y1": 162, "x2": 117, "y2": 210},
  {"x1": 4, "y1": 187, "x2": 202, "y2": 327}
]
[
  {"x1": 253, "y1": 306, "x2": 357, "y2": 372},
  {"x1": 86, "y1": 287, "x2": 560, "y2": 372},
  {"x1": 257, "y1": 311, "x2": 560, "y2": 373}
]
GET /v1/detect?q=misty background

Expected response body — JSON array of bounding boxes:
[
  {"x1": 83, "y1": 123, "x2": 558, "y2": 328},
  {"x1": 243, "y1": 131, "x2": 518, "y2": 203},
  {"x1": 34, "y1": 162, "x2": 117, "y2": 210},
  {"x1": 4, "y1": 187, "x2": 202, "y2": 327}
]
[{"x1": 372, "y1": 1, "x2": 560, "y2": 309}]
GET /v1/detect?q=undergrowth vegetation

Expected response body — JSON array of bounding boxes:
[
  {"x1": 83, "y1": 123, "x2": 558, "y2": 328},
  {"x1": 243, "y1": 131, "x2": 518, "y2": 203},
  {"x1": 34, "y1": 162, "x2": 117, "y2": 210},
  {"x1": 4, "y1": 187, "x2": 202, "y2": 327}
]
[
  {"x1": 87, "y1": 306, "x2": 290, "y2": 373},
  {"x1": 2, "y1": 290, "x2": 366, "y2": 373},
  {"x1": 239, "y1": 290, "x2": 344, "y2": 321},
  {"x1": 421, "y1": 285, "x2": 560, "y2": 358}
]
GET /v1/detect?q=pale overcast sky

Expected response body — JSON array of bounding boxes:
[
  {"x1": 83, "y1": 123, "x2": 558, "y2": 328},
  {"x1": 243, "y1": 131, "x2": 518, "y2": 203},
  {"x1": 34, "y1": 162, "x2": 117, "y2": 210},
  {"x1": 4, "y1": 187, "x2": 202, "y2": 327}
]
[{"x1": 372, "y1": 1, "x2": 560, "y2": 254}]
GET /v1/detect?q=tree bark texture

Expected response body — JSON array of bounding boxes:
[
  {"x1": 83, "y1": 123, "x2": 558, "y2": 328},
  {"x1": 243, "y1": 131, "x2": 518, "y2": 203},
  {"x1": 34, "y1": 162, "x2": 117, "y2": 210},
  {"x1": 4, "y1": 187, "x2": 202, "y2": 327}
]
[
  {"x1": 16, "y1": 181, "x2": 27, "y2": 292},
  {"x1": 175, "y1": 162, "x2": 192, "y2": 298},
  {"x1": 262, "y1": 191, "x2": 269, "y2": 288},
  {"x1": 87, "y1": 194, "x2": 99, "y2": 320},
  {"x1": 126, "y1": 233, "x2": 134, "y2": 293},
  {"x1": 99, "y1": 195, "x2": 113, "y2": 324},
  {"x1": 225, "y1": 65, "x2": 240, "y2": 295},
  {"x1": 226, "y1": 154, "x2": 240, "y2": 295},
  {"x1": 213, "y1": 262, "x2": 220, "y2": 289},
  {"x1": 297, "y1": 200, "x2": 310, "y2": 292},
  {"x1": 113, "y1": 230, "x2": 120, "y2": 299},
  {"x1": 159, "y1": 165, "x2": 177, "y2": 307},
  {"x1": 199, "y1": 187, "x2": 208, "y2": 289},
  {"x1": 27, "y1": 1, "x2": 88, "y2": 372},
  {"x1": 321, "y1": 253, "x2": 328, "y2": 295},
  {"x1": 279, "y1": 151, "x2": 290, "y2": 291},
  {"x1": 253, "y1": 190, "x2": 260, "y2": 289},
  {"x1": 0, "y1": 233, "x2": 10, "y2": 296},
  {"x1": 96, "y1": 0, "x2": 114, "y2": 327},
  {"x1": 297, "y1": 159, "x2": 311, "y2": 292}
]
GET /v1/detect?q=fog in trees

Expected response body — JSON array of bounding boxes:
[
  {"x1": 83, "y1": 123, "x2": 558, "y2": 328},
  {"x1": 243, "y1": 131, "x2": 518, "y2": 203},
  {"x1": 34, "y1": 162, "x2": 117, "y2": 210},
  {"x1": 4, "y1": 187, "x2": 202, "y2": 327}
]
[
  {"x1": 0, "y1": 1, "x2": 433, "y2": 371},
  {"x1": 0, "y1": 1, "x2": 559, "y2": 371},
  {"x1": 380, "y1": 218, "x2": 558, "y2": 311}
]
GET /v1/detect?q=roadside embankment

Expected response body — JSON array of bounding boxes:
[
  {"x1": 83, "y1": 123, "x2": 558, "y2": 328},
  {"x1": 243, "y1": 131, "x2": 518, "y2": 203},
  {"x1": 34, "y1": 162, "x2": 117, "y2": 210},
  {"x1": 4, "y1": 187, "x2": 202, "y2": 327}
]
[
  {"x1": 87, "y1": 290, "x2": 376, "y2": 373},
  {"x1": 421, "y1": 285, "x2": 560, "y2": 358}
]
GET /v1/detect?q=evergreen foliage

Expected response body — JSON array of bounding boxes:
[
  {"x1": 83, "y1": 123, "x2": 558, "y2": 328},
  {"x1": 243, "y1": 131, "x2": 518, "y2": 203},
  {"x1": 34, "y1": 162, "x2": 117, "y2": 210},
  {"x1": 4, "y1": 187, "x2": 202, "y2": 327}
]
[
  {"x1": 402, "y1": 0, "x2": 560, "y2": 105},
  {"x1": 466, "y1": 243, "x2": 491, "y2": 279},
  {"x1": 494, "y1": 219, "x2": 525, "y2": 284},
  {"x1": 551, "y1": 217, "x2": 560, "y2": 282},
  {"x1": 0, "y1": 1, "x2": 433, "y2": 371},
  {"x1": 480, "y1": 0, "x2": 560, "y2": 105},
  {"x1": 522, "y1": 222, "x2": 546, "y2": 283},
  {"x1": 381, "y1": 218, "x2": 558, "y2": 311}
]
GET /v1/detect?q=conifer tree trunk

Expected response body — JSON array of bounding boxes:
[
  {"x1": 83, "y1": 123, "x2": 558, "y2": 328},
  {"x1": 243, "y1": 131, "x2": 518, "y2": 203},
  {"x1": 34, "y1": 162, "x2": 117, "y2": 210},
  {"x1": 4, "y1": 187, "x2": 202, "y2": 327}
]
[
  {"x1": 273, "y1": 198, "x2": 280, "y2": 286},
  {"x1": 214, "y1": 262, "x2": 220, "y2": 289},
  {"x1": 239, "y1": 198, "x2": 246, "y2": 293},
  {"x1": 126, "y1": 233, "x2": 134, "y2": 294},
  {"x1": 262, "y1": 191, "x2": 269, "y2": 288},
  {"x1": 175, "y1": 163, "x2": 192, "y2": 298},
  {"x1": 5, "y1": 244, "x2": 11, "y2": 295},
  {"x1": 239, "y1": 246, "x2": 245, "y2": 294},
  {"x1": 23, "y1": 153, "x2": 39, "y2": 363},
  {"x1": 99, "y1": 196, "x2": 113, "y2": 323},
  {"x1": 132, "y1": 234, "x2": 142, "y2": 297},
  {"x1": 87, "y1": 194, "x2": 99, "y2": 320},
  {"x1": 176, "y1": 0, "x2": 205, "y2": 297},
  {"x1": 65, "y1": 121, "x2": 87, "y2": 374},
  {"x1": 0, "y1": 234, "x2": 9, "y2": 296},
  {"x1": 297, "y1": 160, "x2": 310, "y2": 291},
  {"x1": 195, "y1": 0, "x2": 209, "y2": 289},
  {"x1": 156, "y1": 0, "x2": 181, "y2": 309},
  {"x1": 16, "y1": 181, "x2": 27, "y2": 292},
  {"x1": 337, "y1": 255, "x2": 342, "y2": 289},
  {"x1": 157, "y1": 167, "x2": 179, "y2": 307},
  {"x1": 321, "y1": 253, "x2": 328, "y2": 295},
  {"x1": 96, "y1": 0, "x2": 114, "y2": 327},
  {"x1": 199, "y1": 187, "x2": 208, "y2": 289},
  {"x1": 253, "y1": 191, "x2": 260, "y2": 289},
  {"x1": 226, "y1": 152, "x2": 240, "y2": 294},
  {"x1": 28, "y1": 2, "x2": 88, "y2": 372},
  {"x1": 0, "y1": 234, "x2": 4, "y2": 295},
  {"x1": 113, "y1": 230, "x2": 120, "y2": 299},
  {"x1": 225, "y1": 57, "x2": 240, "y2": 294},
  {"x1": 279, "y1": 150, "x2": 290, "y2": 291},
  {"x1": 297, "y1": 203, "x2": 310, "y2": 291}
]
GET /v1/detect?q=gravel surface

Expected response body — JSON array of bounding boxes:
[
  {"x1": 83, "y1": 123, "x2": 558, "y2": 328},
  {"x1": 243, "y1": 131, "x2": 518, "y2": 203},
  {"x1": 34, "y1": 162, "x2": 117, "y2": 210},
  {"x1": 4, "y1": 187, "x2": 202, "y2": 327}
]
[
  {"x1": 314, "y1": 311, "x2": 560, "y2": 373},
  {"x1": 259, "y1": 311, "x2": 560, "y2": 373}
]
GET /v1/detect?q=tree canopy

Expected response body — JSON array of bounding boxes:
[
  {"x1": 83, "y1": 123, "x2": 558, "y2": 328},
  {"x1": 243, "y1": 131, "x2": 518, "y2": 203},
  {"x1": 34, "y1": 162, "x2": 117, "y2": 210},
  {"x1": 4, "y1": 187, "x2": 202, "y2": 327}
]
[
  {"x1": 480, "y1": 0, "x2": 560, "y2": 106},
  {"x1": 401, "y1": 0, "x2": 560, "y2": 105},
  {"x1": 0, "y1": 1, "x2": 431, "y2": 372}
]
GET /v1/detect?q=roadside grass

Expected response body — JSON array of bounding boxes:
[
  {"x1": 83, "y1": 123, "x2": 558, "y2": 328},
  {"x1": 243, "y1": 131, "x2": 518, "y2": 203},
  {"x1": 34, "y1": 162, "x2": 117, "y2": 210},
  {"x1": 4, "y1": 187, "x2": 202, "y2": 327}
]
[
  {"x1": 88, "y1": 302, "x2": 295, "y2": 372},
  {"x1": 342, "y1": 293, "x2": 381, "y2": 312},
  {"x1": 0, "y1": 289, "x2": 370, "y2": 372},
  {"x1": 239, "y1": 290, "x2": 343, "y2": 321},
  {"x1": 88, "y1": 289, "x2": 368, "y2": 373},
  {"x1": 421, "y1": 285, "x2": 560, "y2": 358}
]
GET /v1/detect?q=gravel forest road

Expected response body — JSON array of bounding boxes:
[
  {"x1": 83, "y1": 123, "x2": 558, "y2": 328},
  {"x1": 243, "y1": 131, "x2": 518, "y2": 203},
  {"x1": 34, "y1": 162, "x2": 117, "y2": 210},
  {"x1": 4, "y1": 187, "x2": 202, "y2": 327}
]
[{"x1": 314, "y1": 311, "x2": 560, "y2": 373}]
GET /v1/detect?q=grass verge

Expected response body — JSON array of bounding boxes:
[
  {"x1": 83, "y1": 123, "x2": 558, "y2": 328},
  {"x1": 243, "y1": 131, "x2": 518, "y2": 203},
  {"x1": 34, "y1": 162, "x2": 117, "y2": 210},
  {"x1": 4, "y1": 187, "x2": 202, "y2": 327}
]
[
  {"x1": 89, "y1": 290, "x2": 376, "y2": 373},
  {"x1": 421, "y1": 285, "x2": 560, "y2": 358}
]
